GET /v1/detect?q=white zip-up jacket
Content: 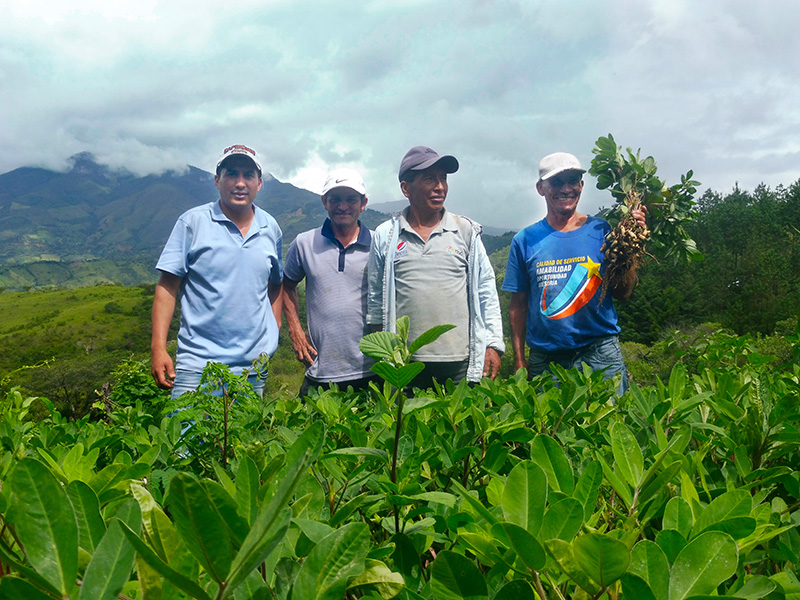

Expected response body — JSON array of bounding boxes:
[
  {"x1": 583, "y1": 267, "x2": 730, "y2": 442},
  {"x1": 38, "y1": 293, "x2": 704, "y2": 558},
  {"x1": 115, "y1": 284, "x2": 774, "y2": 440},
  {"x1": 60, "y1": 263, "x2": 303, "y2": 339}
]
[{"x1": 367, "y1": 209, "x2": 505, "y2": 382}]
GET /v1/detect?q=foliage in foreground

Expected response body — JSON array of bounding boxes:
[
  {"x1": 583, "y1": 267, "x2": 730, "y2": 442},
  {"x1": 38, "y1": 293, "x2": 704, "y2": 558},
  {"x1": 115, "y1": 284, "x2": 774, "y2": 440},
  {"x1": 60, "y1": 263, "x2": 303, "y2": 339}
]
[{"x1": 0, "y1": 327, "x2": 799, "y2": 599}]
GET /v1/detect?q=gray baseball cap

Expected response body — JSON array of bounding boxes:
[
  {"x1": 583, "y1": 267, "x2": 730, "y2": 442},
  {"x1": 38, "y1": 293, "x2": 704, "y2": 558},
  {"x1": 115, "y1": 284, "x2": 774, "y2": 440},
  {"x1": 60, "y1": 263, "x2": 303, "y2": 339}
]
[{"x1": 398, "y1": 146, "x2": 459, "y2": 181}]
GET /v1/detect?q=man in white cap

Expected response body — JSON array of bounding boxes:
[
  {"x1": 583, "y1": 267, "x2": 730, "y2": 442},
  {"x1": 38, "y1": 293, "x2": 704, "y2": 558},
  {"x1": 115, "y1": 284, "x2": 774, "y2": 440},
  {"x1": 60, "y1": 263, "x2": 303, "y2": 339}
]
[
  {"x1": 502, "y1": 152, "x2": 645, "y2": 394},
  {"x1": 367, "y1": 146, "x2": 505, "y2": 389},
  {"x1": 282, "y1": 168, "x2": 376, "y2": 396},
  {"x1": 151, "y1": 144, "x2": 283, "y2": 397}
]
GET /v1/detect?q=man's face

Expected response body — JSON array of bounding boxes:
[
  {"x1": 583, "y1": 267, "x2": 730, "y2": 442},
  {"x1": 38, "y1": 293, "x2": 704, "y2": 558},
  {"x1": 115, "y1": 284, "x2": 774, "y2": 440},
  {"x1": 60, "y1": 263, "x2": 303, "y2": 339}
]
[
  {"x1": 322, "y1": 187, "x2": 367, "y2": 229},
  {"x1": 536, "y1": 170, "x2": 584, "y2": 218},
  {"x1": 215, "y1": 155, "x2": 262, "y2": 212},
  {"x1": 401, "y1": 165, "x2": 448, "y2": 215}
]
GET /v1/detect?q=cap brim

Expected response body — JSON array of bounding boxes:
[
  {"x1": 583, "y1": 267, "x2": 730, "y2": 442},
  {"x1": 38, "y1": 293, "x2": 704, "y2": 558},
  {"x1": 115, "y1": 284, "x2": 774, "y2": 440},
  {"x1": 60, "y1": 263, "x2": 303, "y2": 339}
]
[
  {"x1": 413, "y1": 155, "x2": 459, "y2": 174},
  {"x1": 541, "y1": 167, "x2": 586, "y2": 180},
  {"x1": 217, "y1": 153, "x2": 262, "y2": 173}
]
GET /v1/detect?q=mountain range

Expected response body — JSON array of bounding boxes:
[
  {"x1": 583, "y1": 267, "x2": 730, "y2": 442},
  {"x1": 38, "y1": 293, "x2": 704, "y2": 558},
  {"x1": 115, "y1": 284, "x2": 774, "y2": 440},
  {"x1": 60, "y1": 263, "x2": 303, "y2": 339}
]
[{"x1": 0, "y1": 153, "x2": 513, "y2": 289}]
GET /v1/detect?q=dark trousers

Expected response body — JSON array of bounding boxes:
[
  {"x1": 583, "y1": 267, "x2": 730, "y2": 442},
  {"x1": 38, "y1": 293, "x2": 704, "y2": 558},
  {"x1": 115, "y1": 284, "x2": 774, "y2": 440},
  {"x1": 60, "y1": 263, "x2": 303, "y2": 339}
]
[{"x1": 299, "y1": 374, "x2": 378, "y2": 398}]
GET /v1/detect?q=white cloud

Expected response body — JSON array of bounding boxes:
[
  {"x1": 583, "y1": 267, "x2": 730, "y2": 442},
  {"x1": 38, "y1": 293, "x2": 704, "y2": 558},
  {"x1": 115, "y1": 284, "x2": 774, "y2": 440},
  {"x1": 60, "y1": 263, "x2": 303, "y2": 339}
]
[{"x1": 1, "y1": 0, "x2": 798, "y2": 228}]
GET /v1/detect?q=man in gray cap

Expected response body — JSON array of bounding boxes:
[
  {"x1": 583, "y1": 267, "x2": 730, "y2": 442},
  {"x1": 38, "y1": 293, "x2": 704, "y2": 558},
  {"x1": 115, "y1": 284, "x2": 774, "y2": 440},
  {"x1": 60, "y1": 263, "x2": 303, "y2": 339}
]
[
  {"x1": 282, "y1": 167, "x2": 376, "y2": 397},
  {"x1": 502, "y1": 152, "x2": 645, "y2": 394},
  {"x1": 367, "y1": 146, "x2": 505, "y2": 388}
]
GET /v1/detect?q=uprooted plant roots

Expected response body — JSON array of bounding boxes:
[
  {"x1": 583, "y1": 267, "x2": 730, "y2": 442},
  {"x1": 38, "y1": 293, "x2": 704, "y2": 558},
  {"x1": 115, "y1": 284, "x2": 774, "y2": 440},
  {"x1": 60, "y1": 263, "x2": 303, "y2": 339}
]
[{"x1": 600, "y1": 213, "x2": 650, "y2": 303}]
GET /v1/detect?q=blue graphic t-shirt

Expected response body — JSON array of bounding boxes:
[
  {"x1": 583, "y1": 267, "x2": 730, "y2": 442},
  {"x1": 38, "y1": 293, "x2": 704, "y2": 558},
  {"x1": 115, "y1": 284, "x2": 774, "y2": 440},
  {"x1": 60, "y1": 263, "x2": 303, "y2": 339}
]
[{"x1": 502, "y1": 216, "x2": 620, "y2": 352}]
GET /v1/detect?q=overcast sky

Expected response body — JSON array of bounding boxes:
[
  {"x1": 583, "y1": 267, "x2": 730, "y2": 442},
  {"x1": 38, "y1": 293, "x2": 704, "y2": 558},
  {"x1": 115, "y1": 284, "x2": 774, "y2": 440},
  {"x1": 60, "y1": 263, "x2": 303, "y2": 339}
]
[{"x1": 1, "y1": 0, "x2": 798, "y2": 230}]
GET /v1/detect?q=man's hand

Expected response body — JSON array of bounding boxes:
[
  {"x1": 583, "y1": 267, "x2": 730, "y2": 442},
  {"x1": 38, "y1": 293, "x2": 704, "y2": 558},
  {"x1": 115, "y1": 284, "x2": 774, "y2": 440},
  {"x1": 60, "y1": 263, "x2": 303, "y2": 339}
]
[
  {"x1": 632, "y1": 207, "x2": 647, "y2": 228},
  {"x1": 151, "y1": 348, "x2": 176, "y2": 389},
  {"x1": 289, "y1": 330, "x2": 318, "y2": 367},
  {"x1": 483, "y1": 347, "x2": 502, "y2": 380}
]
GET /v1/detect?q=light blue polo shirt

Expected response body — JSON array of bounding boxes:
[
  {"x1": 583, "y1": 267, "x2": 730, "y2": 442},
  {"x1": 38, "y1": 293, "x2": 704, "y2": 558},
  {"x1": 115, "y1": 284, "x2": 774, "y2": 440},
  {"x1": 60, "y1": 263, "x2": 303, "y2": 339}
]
[{"x1": 156, "y1": 200, "x2": 283, "y2": 373}]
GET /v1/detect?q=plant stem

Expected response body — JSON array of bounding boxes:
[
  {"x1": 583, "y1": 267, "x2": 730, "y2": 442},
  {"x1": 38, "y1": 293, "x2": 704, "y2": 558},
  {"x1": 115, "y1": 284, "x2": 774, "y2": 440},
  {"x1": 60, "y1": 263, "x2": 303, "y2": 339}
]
[
  {"x1": 533, "y1": 570, "x2": 548, "y2": 600},
  {"x1": 391, "y1": 391, "x2": 405, "y2": 533}
]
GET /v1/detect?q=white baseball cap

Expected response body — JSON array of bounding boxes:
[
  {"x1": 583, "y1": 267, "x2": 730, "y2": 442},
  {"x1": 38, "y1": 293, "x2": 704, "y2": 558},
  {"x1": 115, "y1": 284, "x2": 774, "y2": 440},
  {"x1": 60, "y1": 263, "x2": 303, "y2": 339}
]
[
  {"x1": 322, "y1": 168, "x2": 367, "y2": 196},
  {"x1": 538, "y1": 152, "x2": 586, "y2": 180},
  {"x1": 216, "y1": 144, "x2": 262, "y2": 174}
]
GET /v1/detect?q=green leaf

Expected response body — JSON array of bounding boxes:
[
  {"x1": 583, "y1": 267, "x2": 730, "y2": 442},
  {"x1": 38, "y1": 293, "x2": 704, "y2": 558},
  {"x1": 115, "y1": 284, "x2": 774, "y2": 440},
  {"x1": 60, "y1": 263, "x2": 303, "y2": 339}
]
[
  {"x1": 656, "y1": 529, "x2": 687, "y2": 564},
  {"x1": 235, "y1": 456, "x2": 260, "y2": 526},
  {"x1": 732, "y1": 575, "x2": 777, "y2": 598},
  {"x1": 611, "y1": 422, "x2": 644, "y2": 489},
  {"x1": 66, "y1": 480, "x2": 106, "y2": 555},
  {"x1": 502, "y1": 461, "x2": 547, "y2": 536},
  {"x1": 291, "y1": 522, "x2": 371, "y2": 600},
  {"x1": 347, "y1": 558, "x2": 405, "y2": 598},
  {"x1": 7, "y1": 457, "x2": 78, "y2": 596},
  {"x1": 227, "y1": 425, "x2": 323, "y2": 592},
  {"x1": 573, "y1": 533, "x2": 630, "y2": 587},
  {"x1": 530, "y1": 434, "x2": 574, "y2": 494},
  {"x1": 495, "y1": 523, "x2": 546, "y2": 570},
  {"x1": 539, "y1": 498, "x2": 584, "y2": 542},
  {"x1": 690, "y1": 489, "x2": 751, "y2": 539},
  {"x1": 430, "y1": 551, "x2": 488, "y2": 600},
  {"x1": 620, "y1": 573, "x2": 658, "y2": 600},
  {"x1": 360, "y1": 331, "x2": 403, "y2": 362},
  {"x1": 493, "y1": 580, "x2": 536, "y2": 600},
  {"x1": 408, "y1": 324, "x2": 457, "y2": 356},
  {"x1": 130, "y1": 483, "x2": 179, "y2": 563},
  {"x1": 371, "y1": 361, "x2": 425, "y2": 389},
  {"x1": 167, "y1": 473, "x2": 234, "y2": 584},
  {"x1": 663, "y1": 497, "x2": 693, "y2": 539},
  {"x1": 629, "y1": 540, "x2": 669, "y2": 600},
  {"x1": 0, "y1": 576, "x2": 55, "y2": 600},
  {"x1": 573, "y1": 460, "x2": 603, "y2": 520},
  {"x1": 390, "y1": 533, "x2": 421, "y2": 590},
  {"x1": 118, "y1": 522, "x2": 212, "y2": 600},
  {"x1": 668, "y1": 531, "x2": 737, "y2": 600},
  {"x1": 545, "y1": 539, "x2": 600, "y2": 594},
  {"x1": 79, "y1": 501, "x2": 142, "y2": 600}
]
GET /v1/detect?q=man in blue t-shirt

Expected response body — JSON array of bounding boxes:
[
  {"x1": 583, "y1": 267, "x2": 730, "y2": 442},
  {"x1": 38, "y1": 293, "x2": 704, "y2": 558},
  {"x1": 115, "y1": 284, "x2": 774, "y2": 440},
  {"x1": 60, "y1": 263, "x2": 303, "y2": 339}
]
[
  {"x1": 502, "y1": 152, "x2": 644, "y2": 393},
  {"x1": 151, "y1": 144, "x2": 283, "y2": 397}
]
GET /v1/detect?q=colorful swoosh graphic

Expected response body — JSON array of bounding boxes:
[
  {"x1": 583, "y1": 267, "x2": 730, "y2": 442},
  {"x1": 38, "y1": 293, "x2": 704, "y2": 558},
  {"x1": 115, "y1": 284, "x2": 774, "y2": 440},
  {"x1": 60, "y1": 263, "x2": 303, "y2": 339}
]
[{"x1": 540, "y1": 258, "x2": 602, "y2": 320}]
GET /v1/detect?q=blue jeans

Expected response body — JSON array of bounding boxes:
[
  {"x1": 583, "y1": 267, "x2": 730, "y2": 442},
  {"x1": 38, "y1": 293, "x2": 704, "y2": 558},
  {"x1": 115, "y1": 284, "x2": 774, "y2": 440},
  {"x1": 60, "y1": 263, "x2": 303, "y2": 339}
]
[
  {"x1": 527, "y1": 335, "x2": 628, "y2": 395},
  {"x1": 170, "y1": 369, "x2": 266, "y2": 399}
]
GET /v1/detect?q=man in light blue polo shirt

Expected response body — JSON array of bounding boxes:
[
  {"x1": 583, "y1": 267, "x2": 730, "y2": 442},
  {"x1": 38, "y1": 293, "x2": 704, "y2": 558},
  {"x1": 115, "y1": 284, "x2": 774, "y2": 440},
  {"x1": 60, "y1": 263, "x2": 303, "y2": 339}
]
[
  {"x1": 283, "y1": 168, "x2": 376, "y2": 397},
  {"x1": 151, "y1": 144, "x2": 283, "y2": 397}
]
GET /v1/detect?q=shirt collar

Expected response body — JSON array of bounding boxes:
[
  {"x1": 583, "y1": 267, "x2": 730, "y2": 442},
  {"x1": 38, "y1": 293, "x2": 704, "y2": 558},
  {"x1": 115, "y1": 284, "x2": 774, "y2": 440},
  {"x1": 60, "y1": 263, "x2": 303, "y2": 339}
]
[
  {"x1": 211, "y1": 200, "x2": 267, "y2": 228},
  {"x1": 399, "y1": 206, "x2": 455, "y2": 234},
  {"x1": 321, "y1": 218, "x2": 371, "y2": 248}
]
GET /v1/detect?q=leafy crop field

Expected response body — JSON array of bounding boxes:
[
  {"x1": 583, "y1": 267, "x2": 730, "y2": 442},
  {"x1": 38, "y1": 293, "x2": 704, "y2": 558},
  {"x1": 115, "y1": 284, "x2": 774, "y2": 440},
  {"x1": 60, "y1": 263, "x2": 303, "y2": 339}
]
[{"x1": 1, "y1": 326, "x2": 799, "y2": 600}]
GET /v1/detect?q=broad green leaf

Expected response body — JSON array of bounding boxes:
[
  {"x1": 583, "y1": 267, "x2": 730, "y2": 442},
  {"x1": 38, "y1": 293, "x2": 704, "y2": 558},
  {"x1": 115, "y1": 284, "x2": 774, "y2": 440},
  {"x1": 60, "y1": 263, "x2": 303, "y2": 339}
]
[
  {"x1": 348, "y1": 558, "x2": 405, "y2": 598},
  {"x1": 227, "y1": 427, "x2": 324, "y2": 592},
  {"x1": 292, "y1": 522, "x2": 371, "y2": 600},
  {"x1": 668, "y1": 363, "x2": 687, "y2": 404},
  {"x1": 611, "y1": 422, "x2": 644, "y2": 489},
  {"x1": 495, "y1": 523, "x2": 546, "y2": 570},
  {"x1": 118, "y1": 522, "x2": 212, "y2": 600},
  {"x1": 460, "y1": 532, "x2": 503, "y2": 567},
  {"x1": 620, "y1": 573, "x2": 657, "y2": 600},
  {"x1": 663, "y1": 497, "x2": 693, "y2": 538},
  {"x1": 371, "y1": 362, "x2": 425, "y2": 389},
  {"x1": 656, "y1": 529, "x2": 687, "y2": 564},
  {"x1": 629, "y1": 540, "x2": 669, "y2": 600},
  {"x1": 668, "y1": 531, "x2": 737, "y2": 600},
  {"x1": 79, "y1": 501, "x2": 142, "y2": 600},
  {"x1": 430, "y1": 551, "x2": 488, "y2": 600},
  {"x1": 390, "y1": 534, "x2": 421, "y2": 590},
  {"x1": 232, "y1": 568, "x2": 269, "y2": 600},
  {"x1": 502, "y1": 461, "x2": 547, "y2": 536},
  {"x1": 66, "y1": 480, "x2": 105, "y2": 554},
  {"x1": 294, "y1": 517, "x2": 335, "y2": 544},
  {"x1": 360, "y1": 331, "x2": 403, "y2": 362},
  {"x1": 638, "y1": 461, "x2": 683, "y2": 508},
  {"x1": 573, "y1": 533, "x2": 630, "y2": 587},
  {"x1": 325, "y1": 447, "x2": 389, "y2": 462},
  {"x1": 203, "y1": 479, "x2": 250, "y2": 547},
  {"x1": 545, "y1": 539, "x2": 600, "y2": 594},
  {"x1": 213, "y1": 461, "x2": 237, "y2": 498},
  {"x1": 732, "y1": 575, "x2": 777, "y2": 598},
  {"x1": 530, "y1": 434, "x2": 574, "y2": 494},
  {"x1": 690, "y1": 490, "x2": 751, "y2": 539},
  {"x1": 493, "y1": 580, "x2": 536, "y2": 600},
  {"x1": 539, "y1": 498, "x2": 584, "y2": 542},
  {"x1": 7, "y1": 457, "x2": 78, "y2": 596},
  {"x1": 408, "y1": 324, "x2": 457, "y2": 356},
  {"x1": 596, "y1": 453, "x2": 633, "y2": 508},
  {"x1": 131, "y1": 483, "x2": 179, "y2": 563},
  {"x1": 167, "y1": 473, "x2": 233, "y2": 584},
  {"x1": 701, "y1": 517, "x2": 756, "y2": 540},
  {"x1": 0, "y1": 576, "x2": 54, "y2": 600},
  {"x1": 573, "y1": 460, "x2": 603, "y2": 520},
  {"x1": 235, "y1": 456, "x2": 260, "y2": 526}
]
